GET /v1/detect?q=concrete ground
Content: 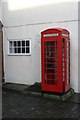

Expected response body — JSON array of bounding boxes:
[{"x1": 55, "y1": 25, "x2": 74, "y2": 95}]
[{"x1": 2, "y1": 83, "x2": 80, "y2": 119}]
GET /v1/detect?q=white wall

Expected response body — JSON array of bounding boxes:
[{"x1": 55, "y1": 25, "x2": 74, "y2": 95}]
[
  {"x1": 78, "y1": 1, "x2": 80, "y2": 93},
  {"x1": 2, "y1": 2, "x2": 79, "y2": 92},
  {"x1": 0, "y1": 0, "x2": 2, "y2": 21}
]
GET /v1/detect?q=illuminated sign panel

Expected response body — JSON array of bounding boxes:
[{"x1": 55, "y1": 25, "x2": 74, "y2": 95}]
[
  {"x1": 62, "y1": 34, "x2": 68, "y2": 37},
  {"x1": 44, "y1": 33, "x2": 59, "y2": 37}
]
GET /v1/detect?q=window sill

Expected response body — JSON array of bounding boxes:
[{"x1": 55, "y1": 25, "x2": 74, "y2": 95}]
[{"x1": 7, "y1": 53, "x2": 31, "y2": 56}]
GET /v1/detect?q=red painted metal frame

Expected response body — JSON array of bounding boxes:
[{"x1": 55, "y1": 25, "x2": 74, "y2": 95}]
[{"x1": 41, "y1": 28, "x2": 70, "y2": 93}]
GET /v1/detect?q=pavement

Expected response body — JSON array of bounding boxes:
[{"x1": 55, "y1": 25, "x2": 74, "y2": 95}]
[
  {"x1": 2, "y1": 82, "x2": 80, "y2": 119},
  {"x1": 2, "y1": 82, "x2": 79, "y2": 102}
]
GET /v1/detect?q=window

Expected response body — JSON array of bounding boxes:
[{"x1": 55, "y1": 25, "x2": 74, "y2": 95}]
[{"x1": 8, "y1": 40, "x2": 31, "y2": 55}]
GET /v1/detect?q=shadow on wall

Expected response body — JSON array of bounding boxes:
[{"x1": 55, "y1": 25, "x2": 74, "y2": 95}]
[
  {"x1": 8, "y1": 0, "x2": 61, "y2": 11},
  {"x1": 2, "y1": 2, "x2": 77, "y2": 27}
]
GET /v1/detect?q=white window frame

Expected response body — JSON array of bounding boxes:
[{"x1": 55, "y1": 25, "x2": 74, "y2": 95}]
[{"x1": 8, "y1": 39, "x2": 31, "y2": 56}]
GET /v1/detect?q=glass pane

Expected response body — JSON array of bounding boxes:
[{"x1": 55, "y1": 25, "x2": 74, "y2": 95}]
[
  {"x1": 14, "y1": 41, "x2": 16, "y2": 47},
  {"x1": 47, "y1": 58, "x2": 54, "y2": 62},
  {"x1": 9, "y1": 41, "x2": 12, "y2": 48},
  {"x1": 26, "y1": 48, "x2": 29, "y2": 53},
  {"x1": 67, "y1": 42, "x2": 69, "y2": 46},
  {"x1": 22, "y1": 48, "x2": 25, "y2": 53},
  {"x1": 26, "y1": 41, "x2": 29, "y2": 46},
  {"x1": 46, "y1": 69, "x2": 57, "y2": 74},
  {"x1": 18, "y1": 41, "x2": 21, "y2": 47},
  {"x1": 67, "y1": 47, "x2": 69, "y2": 52},
  {"x1": 14, "y1": 48, "x2": 17, "y2": 53},
  {"x1": 47, "y1": 64, "x2": 57, "y2": 68},
  {"x1": 63, "y1": 68, "x2": 65, "y2": 71},
  {"x1": 22, "y1": 41, "x2": 25, "y2": 46},
  {"x1": 48, "y1": 74, "x2": 57, "y2": 79},
  {"x1": 9, "y1": 48, "x2": 13, "y2": 53},
  {"x1": 16, "y1": 41, "x2": 18, "y2": 46},
  {"x1": 18, "y1": 48, "x2": 21, "y2": 53},
  {"x1": 45, "y1": 80, "x2": 57, "y2": 85},
  {"x1": 44, "y1": 42, "x2": 55, "y2": 46}
]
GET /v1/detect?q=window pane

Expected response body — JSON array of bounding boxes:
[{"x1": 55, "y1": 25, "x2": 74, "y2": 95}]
[
  {"x1": 44, "y1": 41, "x2": 55, "y2": 46},
  {"x1": 18, "y1": 48, "x2": 21, "y2": 53},
  {"x1": 26, "y1": 48, "x2": 29, "y2": 53},
  {"x1": 18, "y1": 41, "x2": 21, "y2": 47},
  {"x1": 9, "y1": 41, "x2": 12, "y2": 48},
  {"x1": 22, "y1": 41, "x2": 25, "y2": 46},
  {"x1": 9, "y1": 48, "x2": 13, "y2": 53},
  {"x1": 67, "y1": 42, "x2": 69, "y2": 46},
  {"x1": 16, "y1": 41, "x2": 18, "y2": 46},
  {"x1": 26, "y1": 41, "x2": 29, "y2": 46},
  {"x1": 14, "y1": 48, "x2": 18, "y2": 53},
  {"x1": 14, "y1": 41, "x2": 16, "y2": 47},
  {"x1": 22, "y1": 48, "x2": 25, "y2": 53}
]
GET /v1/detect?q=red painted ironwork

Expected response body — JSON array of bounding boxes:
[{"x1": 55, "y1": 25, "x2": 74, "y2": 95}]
[{"x1": 41, "y1": 28, "x2": 70, "y2": 93}]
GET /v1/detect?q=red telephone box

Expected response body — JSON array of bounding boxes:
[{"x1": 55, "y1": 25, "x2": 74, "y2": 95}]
[{"x1": 41, "y1": 28, "x2": 70, "y2": 93}]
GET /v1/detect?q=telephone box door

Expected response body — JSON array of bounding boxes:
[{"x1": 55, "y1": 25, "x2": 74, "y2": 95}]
[{"x1": 41, "y1": 29, "x2": 63, "y2": 92}]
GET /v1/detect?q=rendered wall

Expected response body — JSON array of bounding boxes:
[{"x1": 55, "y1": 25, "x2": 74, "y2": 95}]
[
  {"x1": 0, "y1": 0, "x2": 2, "y2": 21},
  {"x1": 0, "y1": 21, "x2": 2, "y2": 82},
  {"x1": 2, "y1": 2, "x2": 78, "y2": 92},
  {"x1": 78, "y1": 1, "x2": 80, "y2": 93}
]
